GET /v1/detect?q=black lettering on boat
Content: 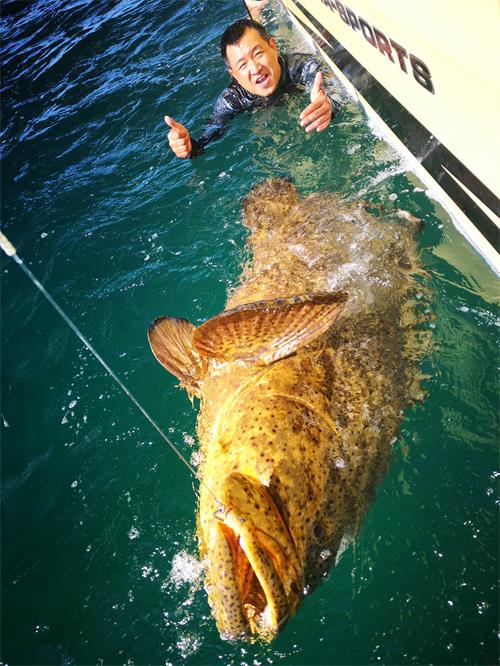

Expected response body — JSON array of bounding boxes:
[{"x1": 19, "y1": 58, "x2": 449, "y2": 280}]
[
  {"x1": 410, "y1": 55, "x2": 434, "y2": 94},
  {"x1": 320, "y1": 0, "x2": 337, "y2": 12},
  {"x1": 390, "y1": 39, "x2": 409, "y2": 73},
  {"x1": 373, "y1": 28, "x2": 395, "y2": 62},
  {"x1": 359, "y1": 16, "x2": 376, "y2": 46},
  {"x1": 335, "y1": 0, "x2": 350, "y2": 25},
  {"x1": 346, "y1": 8, "x2": 360, "y2": 30},
  {"x1": 317, "y1": 0, "x2": 434, "y2": 93}
]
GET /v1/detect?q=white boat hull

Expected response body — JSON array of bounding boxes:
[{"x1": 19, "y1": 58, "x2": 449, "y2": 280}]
[{"x1": 280, "y1": 0, "x2": 500, "y2": 273}]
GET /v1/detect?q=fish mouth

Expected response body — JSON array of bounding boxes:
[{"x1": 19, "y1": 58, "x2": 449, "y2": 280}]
[{"x1": 204, "y1": 473, "x2": 302, "y2": 641}]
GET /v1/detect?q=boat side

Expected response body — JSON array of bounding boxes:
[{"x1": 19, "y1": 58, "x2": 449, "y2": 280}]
[{"x1": 281, "y1": 0, "x2": 500, "y2": 274}]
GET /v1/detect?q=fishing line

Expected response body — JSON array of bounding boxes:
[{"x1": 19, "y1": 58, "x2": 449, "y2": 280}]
[
  {"x1": 243, "y1": 0, "x2": 252, "y2": 19},
  {"x1": 0, "y1": 231, "x2": 223, "y2": 507}
]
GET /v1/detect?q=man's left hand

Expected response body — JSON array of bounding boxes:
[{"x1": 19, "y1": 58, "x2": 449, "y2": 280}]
[{"x1": 299, "y1": 72, "x2": 332, "y2": 133}]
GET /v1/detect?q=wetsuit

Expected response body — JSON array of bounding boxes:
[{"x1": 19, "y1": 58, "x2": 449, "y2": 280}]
[{"x1": 189, "y1": 53, "x2": 342, "y2": 158}]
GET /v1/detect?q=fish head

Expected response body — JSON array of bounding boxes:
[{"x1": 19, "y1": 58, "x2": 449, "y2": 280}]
[{"x1": 199, "y1": 472, "x2": 302, "y2": 641}]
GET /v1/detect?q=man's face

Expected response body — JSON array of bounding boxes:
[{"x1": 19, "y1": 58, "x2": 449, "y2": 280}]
[{"x1": 226, "y1": 28, "x2": 281, "y2": 97}]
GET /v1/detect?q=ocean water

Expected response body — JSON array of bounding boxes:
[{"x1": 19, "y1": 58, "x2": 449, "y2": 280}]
[{"x1": 1, "y1": 1, "x2": 498, "y2": 664}]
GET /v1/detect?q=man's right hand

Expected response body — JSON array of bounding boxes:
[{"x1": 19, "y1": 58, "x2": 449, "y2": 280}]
[{"x1": 165, "y1": 116, "x2": 192, "y2": 159}]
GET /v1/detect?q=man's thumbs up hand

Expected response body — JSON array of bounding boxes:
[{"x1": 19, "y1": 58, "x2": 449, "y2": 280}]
[
  {"x1": 165, "y1": 115, "x2": 192, "y2": 158},
  {"x1": 299, "y1": 71, "x2": 332, "y2": 133},
  {"x1": 310, "y1": 71, "x2": 323, "y2": 99}
]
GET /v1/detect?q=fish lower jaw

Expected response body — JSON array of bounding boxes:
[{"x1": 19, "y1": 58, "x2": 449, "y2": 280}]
[
  {"x1": 212, "y1": 519, "x2": 294, "y2": 641},
  {"x1": 202, "y1": 472, "x2": 303, "y2": 640},
  {"x1": 233, "y1": 529, "x2": 285, "y2": 637}
]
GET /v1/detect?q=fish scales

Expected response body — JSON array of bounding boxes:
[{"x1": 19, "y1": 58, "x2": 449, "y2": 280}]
[{"x1": 148, "y1": 178, "x2": 428, "y2": 641}]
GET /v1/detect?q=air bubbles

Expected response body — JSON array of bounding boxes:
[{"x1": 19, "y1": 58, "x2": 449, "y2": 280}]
[
  {"x1": 176, "y1": 634, "x2": 201, "y2": 658},
  {"x1": 476, "y1": 601, "x2": 489, "y2": 614},
  {"x1": 169, "y1": 551, "x2": 203, "y2": 590},
  {"x1": 141, "y1": 564, "x2": 159, "y2": 580},
  {"x1": 128, "y1": 527, "x2": 140, "y2": 540},
  {"x1": 190, "y1": 451, "x2": 202, "y2": 468},
  {"x1": 182, "y1": 432, "x2": 195, "y2": 447}
]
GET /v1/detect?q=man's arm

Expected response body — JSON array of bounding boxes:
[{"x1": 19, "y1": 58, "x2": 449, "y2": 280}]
[{"x1": 165, "y1": 89, "x2": 239, "y2": 159}]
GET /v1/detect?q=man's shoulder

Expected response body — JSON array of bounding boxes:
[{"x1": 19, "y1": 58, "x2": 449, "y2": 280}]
[
  {"x1": 280, "y1": 51, "x2": 321, "y2": 90},
  {"x1": 284, "y1": 51, "x2": 317, "y2": 63},
  {"x1": 214, "y1": 80, "x2": 258, "y2": 114},
  {"x1": 283, "y1": 51, "x2": 320, "y2": 74}
]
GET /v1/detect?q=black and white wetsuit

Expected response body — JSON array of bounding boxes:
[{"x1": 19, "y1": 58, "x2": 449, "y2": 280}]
[{"x1": 189, "y1": 53, "x2": 342, "y2": 157}]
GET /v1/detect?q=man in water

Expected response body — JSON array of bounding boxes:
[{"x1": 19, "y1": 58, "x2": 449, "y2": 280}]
[{"x1": 165, "y1": 19, "x2": 341, "y2": 159}]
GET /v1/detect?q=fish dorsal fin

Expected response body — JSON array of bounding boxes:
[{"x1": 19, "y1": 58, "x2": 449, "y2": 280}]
[
  {"x1": 192, "y1": 291, "x2": 347, "y2": 365},
  {"x1": 148, "y1": 316, "x2": 204, "y2": 395}
]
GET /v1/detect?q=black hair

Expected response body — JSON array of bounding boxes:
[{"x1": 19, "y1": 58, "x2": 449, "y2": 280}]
[{"x1": 220, "y1": 19, "x2": 272, "y2": 62}]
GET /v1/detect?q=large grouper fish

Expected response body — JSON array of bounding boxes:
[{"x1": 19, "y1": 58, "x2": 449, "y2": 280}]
[{"x1": 148, "y1": 178, "x2": 429, "y2": 641}]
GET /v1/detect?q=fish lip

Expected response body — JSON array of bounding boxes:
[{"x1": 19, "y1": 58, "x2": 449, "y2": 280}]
[
  {"x1": 204, "y1": 474, "x2": 303, "y2": 640},
  {"x1": 219, "y1": 626, "x2": 250, "y2": 642},
  {"x1": 214, "y1": 508, "x2": 299, "y2": 639},
  {"x1": 214, "y1": 500, "x2": 303, "y2": 642}
]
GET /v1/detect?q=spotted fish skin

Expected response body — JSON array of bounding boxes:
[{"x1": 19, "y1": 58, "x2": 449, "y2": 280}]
[{"x1": 148, "y1": 178, "x2": 429, "y2": 640}]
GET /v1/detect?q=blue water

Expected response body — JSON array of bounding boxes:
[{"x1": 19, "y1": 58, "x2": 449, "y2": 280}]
[{"x1": 1, "y1": 1, "x2": 498, "y2": 664}]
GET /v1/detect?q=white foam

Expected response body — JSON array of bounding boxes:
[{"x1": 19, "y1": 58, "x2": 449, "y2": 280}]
[
  {"x1": 175, "y1": 634, "x2": 201, "y2": 658},
  {"x1": 170, "y1": 551, "x2": 203, "y2": 590}
]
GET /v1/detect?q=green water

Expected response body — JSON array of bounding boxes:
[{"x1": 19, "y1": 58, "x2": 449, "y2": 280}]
[{"x1": 1, "y1": 1, "x2": 498, "y2": 664}]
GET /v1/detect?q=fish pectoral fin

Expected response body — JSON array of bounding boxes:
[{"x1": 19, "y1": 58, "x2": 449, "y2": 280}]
[
  {"x1": 147, "y1": 316, "x2": 205, "y2": 395},
  {"x1": 193, "y1": 291, "x2": 348, "y2": 365}
]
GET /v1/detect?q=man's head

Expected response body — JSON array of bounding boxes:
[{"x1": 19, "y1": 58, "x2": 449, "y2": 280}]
[{"x1": 220, "y1": 19, "x2": 281, "y2": 97}]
